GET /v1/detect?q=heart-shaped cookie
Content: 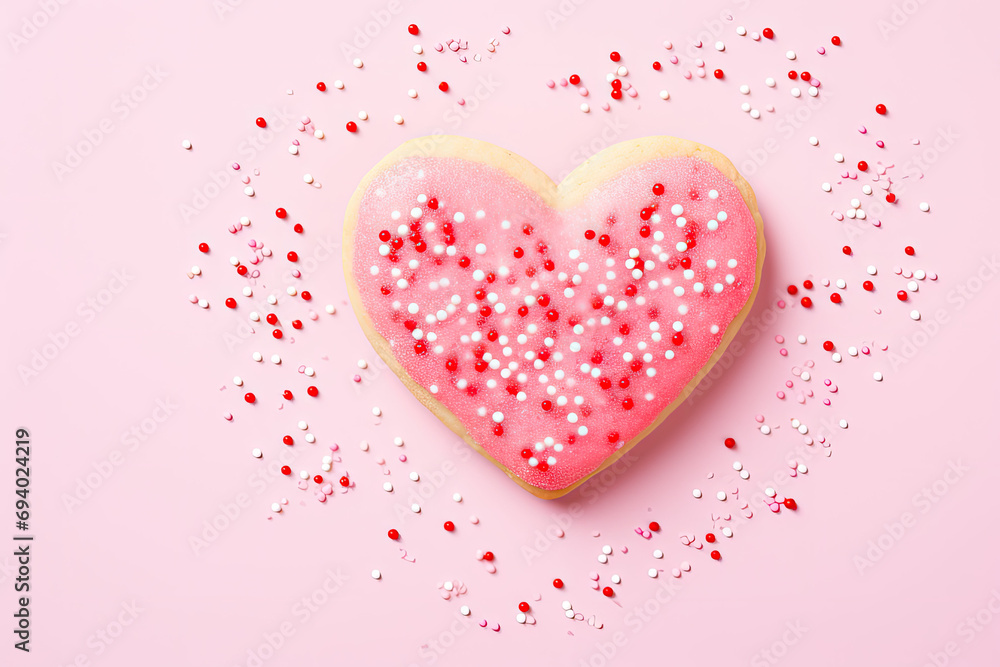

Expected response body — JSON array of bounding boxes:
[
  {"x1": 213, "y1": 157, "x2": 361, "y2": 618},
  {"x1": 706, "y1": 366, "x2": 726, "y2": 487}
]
[{"x1": 344, "y1": 136, "x2": 764, "y2": 498}]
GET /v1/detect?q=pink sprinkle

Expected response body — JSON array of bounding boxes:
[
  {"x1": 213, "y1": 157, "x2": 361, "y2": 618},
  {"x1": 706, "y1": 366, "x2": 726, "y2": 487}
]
[
  {"x1": 469, "y1": 515, "x2": 479, "y2": 524},
  {"x1": 353, "y1": 374, "x2": 361, "y2": 382},
  {"x1": 823, "y1": 399, "x2": 831, "y2": 406},
  {"x1": 232, "y1": 163, "x2": 240, "y2": 170},
  {"x1": 398, "y1": 455, "x2": 407, "y2": 462},
  {"x1": 755, "y1": 414, "x2": 765, "y2": 423},
  {"x1": 777, "y1": 299, "x2": 786, "y2": 308},
  {"x1": 223, "y1": 412, "x2": 233, "y2": 421},
  {"x1": 775, "y1": 335, "x2": 784, "y2": 344},
  {"x1": 589, "y1": 571, "x2": 599, "y2": 580},
  {"x1": 777, "y1": 391, "x2": 785, "y2": 399},
  {"x1": 578, "y1": 87, "x2": 589, "y2": 97},
  {"x1": 545, "y1": 80, "x2": 555, "y2": 88},
  {"x1": 330, "y1": 443, "x2": 339, "y2": 451},
  {"x1": 559, "y1": 78, "x2": 568, "y2": 87},
  {"x1": 876, "y1": 140, "x2": 885, "y2": 148},
  {"x1": 779, "y1": 348, "x2": 788, "y2": 356},
  {"x1": 669, "y1": 55, "x2": 679, "y2": 64},
  {"x1": 785, "y1": 380, "x2": 794, "y2": 388},
  {"x1": 501, "y1": 26, "x2": 510, "y2": 34},
  {"x1": 817, "y1": 47, "x2": 826, "y2": 55},
  {"x1": 858, "y1": 126, "x2": 867, "y2": 134}
]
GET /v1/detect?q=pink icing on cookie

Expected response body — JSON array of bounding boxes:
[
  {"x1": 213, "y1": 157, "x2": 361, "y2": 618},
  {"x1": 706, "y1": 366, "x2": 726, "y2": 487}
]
[{"x1": 351, "y1": 153, "x2": 758, "y2": 492}]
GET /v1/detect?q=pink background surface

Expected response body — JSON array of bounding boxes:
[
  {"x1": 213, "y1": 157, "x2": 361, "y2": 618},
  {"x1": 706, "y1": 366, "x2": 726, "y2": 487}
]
[{"x1": 2, "y1": 1, "x2": 999, "y2": 665}]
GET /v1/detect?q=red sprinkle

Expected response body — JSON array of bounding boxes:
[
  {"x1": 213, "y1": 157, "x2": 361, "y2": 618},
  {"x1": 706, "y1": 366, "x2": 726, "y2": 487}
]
[
  {"x1": 863, "y1": 280, "x2": 875, "y2": 292},
  {"x1": 518, "y1": 601, "x2": 530, "y2": 612},
  {"x1": 801, "y1": 297, "x2": 813, "y2": 308},
  {"x1": 897, "y1": 290, "x2": 908, "y2": 301},
  {"x1": 831, "y1": 36, "x2": 841, "y2": 46},
  {"x1": 346, "y1": 121, "x2": 358, "y2": 133},
  {"x1": 225, "y1": 298, "x2": 237, "y2": 309},
  {"x1": 339, "y1": 476, "x2": 350, "y2": 487},
  {"x1": 388, "y1": 529, "x2": 400, "y2": 540},
  {"x1": 823, "y1": 340, "x2": 835, "y2": 351},
  {"x1": 649, "y1": 521, "x2": 661, "y2": 532},
  {"x1": 244, "y1": 392, "x2": 256, "y2": 404},
  {"x1": 407, "y1": 23, "x2": 419, "y2": 35},
  {"x1": 724, "y1": 437, "x2": 736, "y2": 449},
  {"x1": 783, "y1": 498, "x2": 798, "y2": 510},
  {"x1": 283, "y1": 435, "x2": 293, "y2": 445},
  {"x1": 255, "y1": 117, "x2": 266, "y2": 128},
  {"x1": 417, "y1": 61, "x2": 427, "y2": 72},
  {"x1": 443, "y1": 521, "x2": 455, "y2": 532},
  {"x1": 198, "y1": 242, "x2": 209, "y2": 253},
  {"x1": 438, "y1": 82, "x2": 449, "y2": 92},
  {"x1": 713, "y1": 69, "x2": 724, "y2": 79},
  {"x1": 602, "y1": 586, "x2": 614, "y2": 597},
  {"x1": 705, "y1": 533, "x2": 716, "y2": 543},
  {"x1": 609, "y1": 51, "x2": 621, "y2": 62},
  {"x1": 307, "y1": 386, "x2": 318, "y2": 397},
  {"x1": 762, "y1": 27, "x2": 774, "y2": 39},
  {"x1": 281, "y1": 466, "x2": 291, "y2": 476},
  {"x1": 857, "y1": 161, "x2": 868, "y2": 172},
  {"x1": 710, "y1": 550, "x2": 721, "y2": 561},
  {"x1": 904, "y1": 246, "x2": 915, "y2": 256},
  {"x1": 316, "y1": 82, "x2": 326, "y2": 92},
  {"x1": 886, "y1": 193, "x2": 896, "y2": 203},
  {"x1": 553, "y1": 578, "x2": 564, "y2": 589},
  {"x1": 830, "y1": 293, "x2": 842, "y2": 304},
  {"x1": 652, "y1": 61, "x2": 661, "y2": 70},
  {"x1": 483, "y1": 551, "x2": 495, "y2": 561},
  {"x1": 275, "y1": 207, "x2": 287, "y2": 218},
  {"x1": 843, "y1": 246, "x2": 852, "y2": 255},
  {"x1": 787, "y1": 285, "x2": 799, "y2": 295},
  {"x1": 569, "y1": 74, "x2": 581, "y2": 85},
  {"x1": 876, "y1": 103, "x2": 887, "y2": 115}
]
